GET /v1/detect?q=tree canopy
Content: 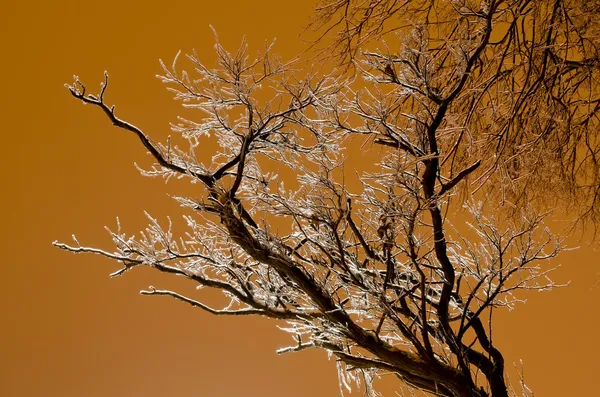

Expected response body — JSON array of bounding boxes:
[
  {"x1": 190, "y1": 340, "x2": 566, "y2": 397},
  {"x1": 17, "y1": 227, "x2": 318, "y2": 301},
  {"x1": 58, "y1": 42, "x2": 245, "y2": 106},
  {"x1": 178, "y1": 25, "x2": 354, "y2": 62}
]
[{"x1": 56, "y1": 1, "x2": 600, "y2": 396}]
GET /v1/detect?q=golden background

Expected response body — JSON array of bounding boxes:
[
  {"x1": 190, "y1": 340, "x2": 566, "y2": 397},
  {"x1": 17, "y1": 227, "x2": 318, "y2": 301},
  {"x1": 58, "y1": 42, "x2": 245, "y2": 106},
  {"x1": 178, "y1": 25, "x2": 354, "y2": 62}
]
[{"x1": 1, "y1": 1, "x2": 599, "y2": 395}]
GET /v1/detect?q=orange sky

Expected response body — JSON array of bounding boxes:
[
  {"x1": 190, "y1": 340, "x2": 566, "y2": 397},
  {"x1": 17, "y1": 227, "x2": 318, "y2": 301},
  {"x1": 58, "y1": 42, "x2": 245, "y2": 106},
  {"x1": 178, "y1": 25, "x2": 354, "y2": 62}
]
[{"x1": 2, "y1": 1, "x2": 599, "y2": 396}]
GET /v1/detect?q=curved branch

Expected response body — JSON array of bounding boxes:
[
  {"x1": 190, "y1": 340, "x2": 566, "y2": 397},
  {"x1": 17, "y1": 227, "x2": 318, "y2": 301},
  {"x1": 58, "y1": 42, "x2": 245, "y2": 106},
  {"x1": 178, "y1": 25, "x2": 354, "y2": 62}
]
[{"x1": 66, "y1": 73, "x2": 213, "y2": 187}]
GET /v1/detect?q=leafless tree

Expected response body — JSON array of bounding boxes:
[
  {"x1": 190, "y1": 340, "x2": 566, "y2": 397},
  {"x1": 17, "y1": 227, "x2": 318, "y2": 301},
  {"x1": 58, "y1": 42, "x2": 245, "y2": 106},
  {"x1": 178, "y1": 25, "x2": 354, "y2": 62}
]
[{"x1": 56, "y1": 1, "x2": 599, "y2": 396}]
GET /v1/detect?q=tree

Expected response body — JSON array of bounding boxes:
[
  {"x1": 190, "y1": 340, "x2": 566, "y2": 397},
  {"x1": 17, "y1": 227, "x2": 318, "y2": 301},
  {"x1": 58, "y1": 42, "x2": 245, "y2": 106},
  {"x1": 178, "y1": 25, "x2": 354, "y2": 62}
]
[{"x1": 55, "y1": 1, "x2": 599, "y2": 396}]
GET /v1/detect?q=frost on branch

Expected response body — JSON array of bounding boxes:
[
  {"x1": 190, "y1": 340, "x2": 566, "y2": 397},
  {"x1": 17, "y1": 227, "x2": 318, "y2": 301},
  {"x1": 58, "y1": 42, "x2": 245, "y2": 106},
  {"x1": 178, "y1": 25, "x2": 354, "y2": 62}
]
[{"x1": 56, "y1": 2, "x2": 600, "y2": 395}]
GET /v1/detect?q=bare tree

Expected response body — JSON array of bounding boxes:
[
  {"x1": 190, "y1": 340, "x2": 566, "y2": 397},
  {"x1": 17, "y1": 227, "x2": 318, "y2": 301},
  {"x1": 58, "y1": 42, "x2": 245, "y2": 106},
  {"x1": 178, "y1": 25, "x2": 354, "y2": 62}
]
[
  {"x1": 56, "y1": 1, "x2": 599, "y2": 396},
  {"x1": 308, "y1": 0, "x2": 600, "y2": 226}
]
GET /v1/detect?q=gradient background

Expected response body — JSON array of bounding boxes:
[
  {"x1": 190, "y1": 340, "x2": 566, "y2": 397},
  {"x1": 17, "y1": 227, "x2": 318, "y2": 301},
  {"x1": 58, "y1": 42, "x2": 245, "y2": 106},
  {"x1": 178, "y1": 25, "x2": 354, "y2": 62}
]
[{"x1": 2, "y1": 1, "x2": 599, "y2": 396}]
